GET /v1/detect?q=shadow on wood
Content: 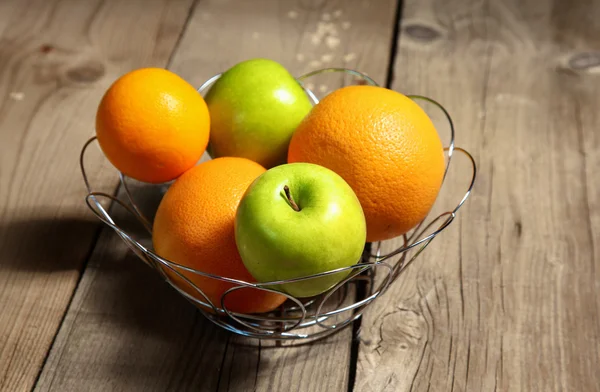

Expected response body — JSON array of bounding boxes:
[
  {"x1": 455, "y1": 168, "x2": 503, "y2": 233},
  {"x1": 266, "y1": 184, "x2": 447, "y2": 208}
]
[
  {"x1": 34, "y1": 222, "x2": 238, "y2": 391},
  {"x1": 0, "y1": 215, "x2": 100, "y2": 271}
]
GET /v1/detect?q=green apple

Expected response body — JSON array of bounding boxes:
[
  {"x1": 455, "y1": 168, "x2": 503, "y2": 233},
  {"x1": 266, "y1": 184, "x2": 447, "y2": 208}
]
[
  {"x1": 235, "y1": 163, "x2": 367, "y2": 298},
  {"x1": 204, "y1": 58, "x2": 313, "y2": 168}
]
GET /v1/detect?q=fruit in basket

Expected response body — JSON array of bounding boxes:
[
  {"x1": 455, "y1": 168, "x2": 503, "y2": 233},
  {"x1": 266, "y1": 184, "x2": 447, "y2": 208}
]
[
  {"x1": 235, "y1": 163, "x2": 366, "y2": 298},
  {"x1": 96, "y1": 68, "x2": 210, "y2": 184},
  {"x1": 152, "y1": 157, "x2": 287, "y2": 314},
  {"x1": 288, "y1": 85, "x2": 445, "y2": 242},
  {"x1": 204, "y1": 58, "x2": 312, "y2": 168}
]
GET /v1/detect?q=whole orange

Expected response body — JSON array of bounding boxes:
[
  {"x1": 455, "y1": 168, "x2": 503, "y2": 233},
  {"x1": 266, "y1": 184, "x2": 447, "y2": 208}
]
[
  {"x1": 152, "y1": 157, "x2": 286, "y2": 314},
  {"x1": 288, "y1": 85, "x2": 445, "y2": 242},
  {"x1": 96, "y1": 68, "x2": 210, "y2": 183}
]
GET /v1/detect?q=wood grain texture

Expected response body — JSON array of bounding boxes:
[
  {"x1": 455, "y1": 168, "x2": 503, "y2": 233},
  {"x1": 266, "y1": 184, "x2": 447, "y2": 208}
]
[
  {"x1": 0, "y1": 1, "x2": 195, "y2": 391},
  {"x1": 34, "y1": 180, "x2": 231, "y2": 392},
  {"x1": 34, "y1": 1, "x2": 399, "y2": 391},
  {"x1": 356, "y1": 0, "x2": 600, "y2": 391}
]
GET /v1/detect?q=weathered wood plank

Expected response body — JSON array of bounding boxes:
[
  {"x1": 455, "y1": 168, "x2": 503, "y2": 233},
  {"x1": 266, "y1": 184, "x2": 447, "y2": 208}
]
[
  {"x1": 205, "y1": 1, "x2": 400, "y2": 391},
  {"x1": 34, "y1": 180, "x2": 231, "y2": 392},
  {"x1": 34, "y1": 0, "x2": 399, "y2": 391},
  {"x1": 0, "y1": 1, "x2": 195, "y2": 391},
  {"x1": 356, "y1": 0, "x2": 600, "y2": 391}
]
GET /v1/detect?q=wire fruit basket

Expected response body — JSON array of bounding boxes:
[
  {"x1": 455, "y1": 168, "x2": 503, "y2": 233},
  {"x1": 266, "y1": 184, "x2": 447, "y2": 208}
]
[{"x1": 80, "y1": 68, "x2": 476, "y2": 341}]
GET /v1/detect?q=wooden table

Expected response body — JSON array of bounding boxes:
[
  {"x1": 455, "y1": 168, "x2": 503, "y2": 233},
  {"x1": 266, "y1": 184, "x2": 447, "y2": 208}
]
[{"x1": 1, "y1": 0, "x2": 599, "y2": 390}]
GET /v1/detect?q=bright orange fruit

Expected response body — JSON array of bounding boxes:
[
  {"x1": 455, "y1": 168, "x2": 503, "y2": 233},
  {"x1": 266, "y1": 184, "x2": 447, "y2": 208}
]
[
  {"x1": 288, "y1": 85, "x2": 445, "y2": 242},
  {"x1": 96, "y1": 68, "x2": 210, "y2": 183},
  {"x1": 152, "y1": 157, "x2": 287, "y2": 314}
]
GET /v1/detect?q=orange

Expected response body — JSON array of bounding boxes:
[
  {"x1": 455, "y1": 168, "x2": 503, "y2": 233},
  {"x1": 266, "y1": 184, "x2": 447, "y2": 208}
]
[
  {"x1": 96, "y1": 68, "x2": 210, "y2": 183},
  {"x1": 152, "y1": 157, "x2": 287, "y2": 314},
  {"x1": 288, "y1": 85, "x2": 445, "y2": 242}
]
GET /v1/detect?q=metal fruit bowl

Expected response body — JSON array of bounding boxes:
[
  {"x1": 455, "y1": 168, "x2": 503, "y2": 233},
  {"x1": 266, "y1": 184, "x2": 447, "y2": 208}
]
[{"x1": 80, "y1": 68, "x2": 476, "y2": 341}]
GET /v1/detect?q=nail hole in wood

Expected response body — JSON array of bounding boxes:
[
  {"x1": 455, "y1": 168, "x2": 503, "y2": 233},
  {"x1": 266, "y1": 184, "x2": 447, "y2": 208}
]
[
  {"x1": 40, "y1": 44, "x2": 54, "y2": 54},
  {"x1": 404, "y1": 24, "x2": 441, "y2": 42}
]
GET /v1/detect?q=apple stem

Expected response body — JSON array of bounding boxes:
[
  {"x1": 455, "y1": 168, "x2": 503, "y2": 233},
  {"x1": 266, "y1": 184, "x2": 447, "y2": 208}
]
[{"x1": 283, "y1": 185, "x2": 300, "y2": 212}]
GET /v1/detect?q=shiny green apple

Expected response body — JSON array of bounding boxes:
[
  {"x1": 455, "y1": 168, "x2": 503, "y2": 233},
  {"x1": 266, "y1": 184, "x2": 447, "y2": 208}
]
[
  {"x1": 234, "y1": 163, "x2": 367, "y2": 298},
  {"x1": 204, "y1": 58, "x2": 312, "y2": 168}
]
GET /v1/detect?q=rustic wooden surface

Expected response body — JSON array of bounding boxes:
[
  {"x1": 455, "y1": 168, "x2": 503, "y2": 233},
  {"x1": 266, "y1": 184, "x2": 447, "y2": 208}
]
[
  {"x1": 356, "y1": 0, "x2": 600, "y2": 391},
  {"x1": 0, "y1": 0, "x2": 598, "y2": 391},
  {"x1": 0, "y1": 1, "x2": 195, "y2": 391}
]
